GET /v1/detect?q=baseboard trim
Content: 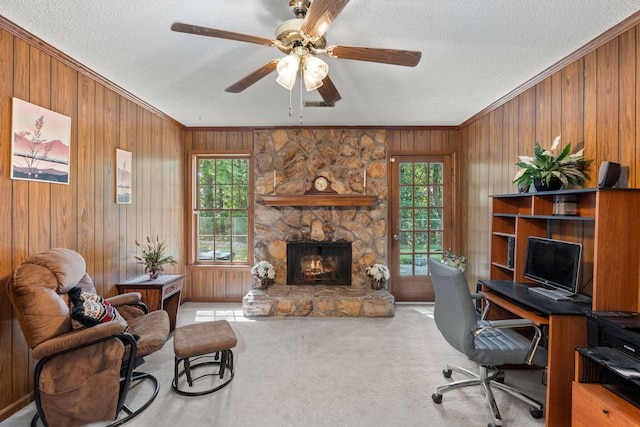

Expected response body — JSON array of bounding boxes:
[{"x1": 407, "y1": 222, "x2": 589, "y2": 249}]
[{"x1": 0, "y1": 392, "x2": 34, "y2": 422}]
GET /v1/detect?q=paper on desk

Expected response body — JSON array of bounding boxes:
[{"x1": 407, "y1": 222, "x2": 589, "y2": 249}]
[{"x1": 611, "y1": 366, "x2": 640, "y2": 379}]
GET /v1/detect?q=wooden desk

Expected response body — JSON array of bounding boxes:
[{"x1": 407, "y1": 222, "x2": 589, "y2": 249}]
[
  {"x1": 116, "y1": 274, "x2": 184, "y2": 332},
  {"x1": 480, "y1": 280, "x2": 591, "y2": 427}
]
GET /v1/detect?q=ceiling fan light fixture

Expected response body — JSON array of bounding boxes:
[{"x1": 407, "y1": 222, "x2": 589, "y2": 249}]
[
  {"x1": 303, "y1": 70, "x2": 324, "y2": 91},
  {"x1": 276, "y1": 53, "x2": 300, "y2": 90},
  {"x1": 276, "y1": 73, "x2": 297, "y2": 91},
  {"x1": 303, "y1": 56, "x2": 328, "y2": 91}
]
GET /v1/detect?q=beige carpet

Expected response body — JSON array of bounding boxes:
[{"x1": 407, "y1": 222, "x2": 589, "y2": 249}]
[{"x1": 3, "y1": 303, "x2": 546, "y2": 427}]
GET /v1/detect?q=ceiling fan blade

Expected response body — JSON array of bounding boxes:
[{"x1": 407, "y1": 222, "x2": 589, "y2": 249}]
[
  {"x1": 317, "y1": 76, "x2": 341, "y2": 104},
  {"x1": 330, "y1": 45, "x2": 422, "y2": 67},
  {"x1": 225, "y1": 60, "x2": 279, "y2": 93},
  {"x1": 171, "y1": 22, "x2": 274, "y2": 46},
  {"x1": 301, "y1": 0, "x2": 350, "y2": 38}
]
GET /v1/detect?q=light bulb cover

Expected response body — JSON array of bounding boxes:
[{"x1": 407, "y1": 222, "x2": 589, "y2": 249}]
[
  {"x1": 276, "y1": 73, "x2": 296, "y2": 90},
  {"x1": 276, "y1": 54, "x2": 300, "y2": 90},
  {"x1": 303, "y1": 71, "x2": 324, "y2": 91},
  {"x1": 303, "y1": 56, "x2": 329, "y2": 91}
]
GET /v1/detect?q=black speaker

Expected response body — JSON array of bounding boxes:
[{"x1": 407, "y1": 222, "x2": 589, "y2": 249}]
[
  {"x1": 507, "y1": 237, "x2": 515, "y2": 268},
  {"x1": 598, "y1": 161, "x2": 621, "y2": 188}
]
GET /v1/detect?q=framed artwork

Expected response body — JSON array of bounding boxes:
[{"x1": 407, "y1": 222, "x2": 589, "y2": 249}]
[
  {"x1": 11, "y1": 97, "x2": 71, "y2": 184},
  {"x1": 116, "y1": 149, "x2": 132, "y2": 204}
]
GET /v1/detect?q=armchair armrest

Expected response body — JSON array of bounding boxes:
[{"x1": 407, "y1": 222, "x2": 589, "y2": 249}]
[
  {"x1": 106, "y1": 292, "x2": 142, "y2": 306},
  {"x1": 32, "y1": 320, "x2": 128, "y2": 359},
  {"x1": 106, "y1": 292, "x2": 149, "y2": 317}
]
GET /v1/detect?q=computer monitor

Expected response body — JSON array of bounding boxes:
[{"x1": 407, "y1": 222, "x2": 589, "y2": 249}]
[{"x1": 523, "y1": 236, "x2": 582, "y2": 294}]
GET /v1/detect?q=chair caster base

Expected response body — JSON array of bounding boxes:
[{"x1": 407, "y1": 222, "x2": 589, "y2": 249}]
[{"x1": 529, "y1": 406, "x2": 543, "y2": 419}]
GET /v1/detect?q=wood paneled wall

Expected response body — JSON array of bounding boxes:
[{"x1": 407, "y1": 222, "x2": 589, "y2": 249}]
[
  {"x1": 462, "y1": 21, "x2": 640, "y2": 290},
  {"x1": 0, "y1": 26, "x2": 184, "y2": 420}
]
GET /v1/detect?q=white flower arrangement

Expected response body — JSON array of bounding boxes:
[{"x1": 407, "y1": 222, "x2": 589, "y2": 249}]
[
  {"x1": 441, "y1": 249, "x2": 467, "y2": 272},
  {"x1": 366, "y1": 263, "x2": 390, "y2": 282},
  {"x1": 251, "y1": 260, "x2": 276, "y2": 279}
]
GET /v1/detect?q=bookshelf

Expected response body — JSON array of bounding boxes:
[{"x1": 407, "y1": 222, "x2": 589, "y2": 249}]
[{"x1": 489, "y1": 189, "x2": 640, "y2": 311}]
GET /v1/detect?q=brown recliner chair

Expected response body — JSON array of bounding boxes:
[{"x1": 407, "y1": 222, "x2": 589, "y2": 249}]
[{"x1": 7, "y1": 248, "x2": 170, "y2": 427}]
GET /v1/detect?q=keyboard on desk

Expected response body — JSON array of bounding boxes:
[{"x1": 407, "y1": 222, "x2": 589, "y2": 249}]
[{"x1": 527, "y1": 286, "x2": 572, "y2": 301}]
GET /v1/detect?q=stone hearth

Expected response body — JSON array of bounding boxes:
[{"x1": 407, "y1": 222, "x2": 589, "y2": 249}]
[
  {"x1": 243, "y1": 285, "x2": 395, "y2": 317},
  {"x1": 247, "y1": 129, "x2": 393, "y2": 318}
]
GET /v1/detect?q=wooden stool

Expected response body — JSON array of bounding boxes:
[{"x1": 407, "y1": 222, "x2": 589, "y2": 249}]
[{"x1": 172, "y1": 320, "x2": 237, "y2": 396}]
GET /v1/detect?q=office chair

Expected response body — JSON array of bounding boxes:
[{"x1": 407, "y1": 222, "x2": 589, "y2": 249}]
[{"x1": 427, "y1": 258, "x2": 546, "y2": 427}]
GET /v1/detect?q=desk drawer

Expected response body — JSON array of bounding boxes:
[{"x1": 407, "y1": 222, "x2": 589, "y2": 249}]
[
  {"x1": 163, "y1": 281, "x2": 182, "y2": 296},
  {"x1": 572, "y1": 382, "x2": 640, "y2": 427}
]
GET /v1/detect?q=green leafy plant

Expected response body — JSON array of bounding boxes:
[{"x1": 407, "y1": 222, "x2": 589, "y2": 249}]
[
  {"x1": 135, "y1": 236, "x2": 177, "y2": 277},
  {"x1": 513, "y1": 135, "x2": 590, "y2": 189}
]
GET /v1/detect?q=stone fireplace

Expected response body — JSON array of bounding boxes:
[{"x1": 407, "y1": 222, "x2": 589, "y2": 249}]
[
  {"x1": 242, "y1": 129, "x2": 395, "y2": 317},
  {"x1": 287, "y1": 241, "x2": 351, "y2": 286}
]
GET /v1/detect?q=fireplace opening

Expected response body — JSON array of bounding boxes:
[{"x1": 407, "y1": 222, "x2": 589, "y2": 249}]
[{"x1": 287, "y1": 241, "x2": 352, "y2": 286}]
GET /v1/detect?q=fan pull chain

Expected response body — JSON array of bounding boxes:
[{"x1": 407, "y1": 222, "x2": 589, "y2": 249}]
[
  {"x1": 299, "y1": 67, "x2": 304, "y2": 125},
  {"x1": 288, "y1": 89, "x2": 293, "y2": 117}
]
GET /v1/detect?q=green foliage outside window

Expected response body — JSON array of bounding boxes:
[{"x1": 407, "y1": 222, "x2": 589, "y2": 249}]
[
  {"x1": 398, "y1": 162, "x2": 445, "y2": 275},
  {"x1": 196, "y1": 157, "x2": 250, "y2": 263}
]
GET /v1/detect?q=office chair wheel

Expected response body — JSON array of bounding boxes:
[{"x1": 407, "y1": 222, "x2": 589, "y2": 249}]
[
  {"x1": 442, "y1": 369, "x2": 452, "y2": 378},
  {"x1": 431, "y1": 393, "x2": 443, "y2": 404},
  {"x1": 529, "y1": 406, "x2": 543, "y2": 419}
]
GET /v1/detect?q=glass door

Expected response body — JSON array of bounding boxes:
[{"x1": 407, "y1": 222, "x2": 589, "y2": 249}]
[{"x1": 389, "y1": 155, "x2": 452, "y2": 301}]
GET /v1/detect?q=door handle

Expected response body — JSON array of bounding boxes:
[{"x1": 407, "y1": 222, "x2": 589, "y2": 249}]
[{"x1": 392, "y1": 234, "x2": 400, "y2": 241}]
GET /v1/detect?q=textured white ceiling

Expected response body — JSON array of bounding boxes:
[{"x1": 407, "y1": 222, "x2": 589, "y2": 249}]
[{"x1": 2, "y1": 1, "x2": 640, "y2": 127}]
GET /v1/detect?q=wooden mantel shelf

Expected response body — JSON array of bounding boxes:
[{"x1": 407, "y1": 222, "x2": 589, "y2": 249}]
[{"x1": 260, "y1": 194, "x2": 377, "y2": 207}]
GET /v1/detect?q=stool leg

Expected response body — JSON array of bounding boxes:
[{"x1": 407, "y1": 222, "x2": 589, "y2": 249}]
[
  {"x1": 173, "y1": 357, "x2": 180, "y2": 390},
  {"x1": 219, "y1": 351, "x2": 226, "y2": 379},
  {"x1": 184, "y1": 357, "x2": 194, "y2": 386},
  {"x1": 227, "y1": 350, "x2": 234, "y2": 376}
]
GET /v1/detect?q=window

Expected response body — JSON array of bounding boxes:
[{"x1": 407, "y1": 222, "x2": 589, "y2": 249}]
[
  {"x1": 192, "y1": 154, "x2": 251, "y2": 264},
  {"x1": 398, "y1": 161, "x2": 445, "y2": 276}
]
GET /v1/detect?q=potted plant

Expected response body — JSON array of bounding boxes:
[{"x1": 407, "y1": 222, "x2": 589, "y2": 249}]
[
  {"x1": 135, "y1": 236, "x2": 177, "y2": 279},
  {"x1": 365, "y1": 263, "x2": 390, "y2": 290},
  {"x1": 512, "y1": 135, "x2": 590, "y2": 191},
  {"x1": 251, "y1": 260, "x2": 275, "y2": 289},
  {"x1": 441, "y1": 248, "x2": 467, "y2": 272}
]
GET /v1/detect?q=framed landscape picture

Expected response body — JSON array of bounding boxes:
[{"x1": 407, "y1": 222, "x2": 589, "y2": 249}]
[
  {"x1": 116, "y1": 149, "x2": 132, "y2": 204},
  {"x1": 11, "y1": 97, "x2": 71, "y2": 184}
]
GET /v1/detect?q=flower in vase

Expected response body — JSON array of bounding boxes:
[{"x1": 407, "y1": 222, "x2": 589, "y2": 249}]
[
  {"x1": 251, "y1": 261, "x2": 275, "y2": 279},
  {"x1": 366, "y1": 263, "x2": 390, "y2": 282}
]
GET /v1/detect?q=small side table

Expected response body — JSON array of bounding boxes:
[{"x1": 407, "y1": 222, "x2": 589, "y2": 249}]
[{"x1": 116, "y1": 274, "x2": 184, "y2": 331}]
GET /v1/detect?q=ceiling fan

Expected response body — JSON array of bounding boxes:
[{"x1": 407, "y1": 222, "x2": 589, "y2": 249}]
[{"x1": 171, "y1": 0, "x2": 422, "y2": 105}]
